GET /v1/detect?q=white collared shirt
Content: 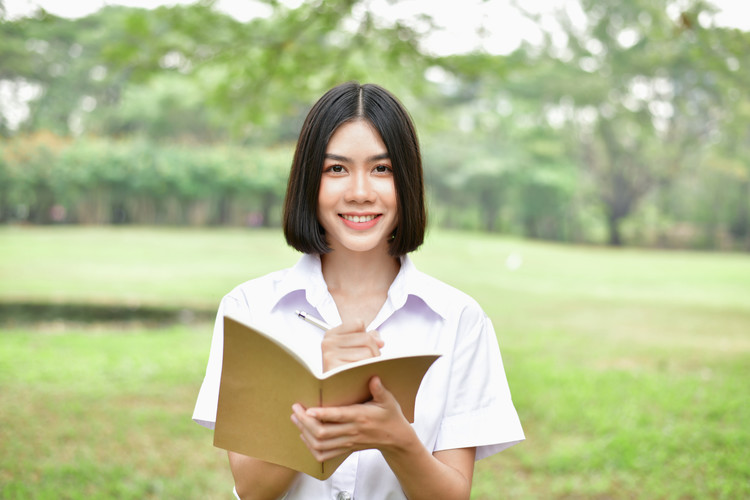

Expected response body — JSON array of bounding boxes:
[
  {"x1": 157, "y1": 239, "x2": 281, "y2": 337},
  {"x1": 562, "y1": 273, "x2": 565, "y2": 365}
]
[{"x1": 193, "y1": 253, "x2": 524, "y2": 500}]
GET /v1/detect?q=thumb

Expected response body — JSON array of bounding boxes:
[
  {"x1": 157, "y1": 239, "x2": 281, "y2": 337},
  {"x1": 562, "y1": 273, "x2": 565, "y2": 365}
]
[
  {"x1": 369, "y1": 376, "x2": 392, "y2": 403},
  {"x1": 353, "y1": 318, "x2": 366, "y2": 332},
  {"x1": 335, "y1": 318, "x2": 366, "y2": 335}
]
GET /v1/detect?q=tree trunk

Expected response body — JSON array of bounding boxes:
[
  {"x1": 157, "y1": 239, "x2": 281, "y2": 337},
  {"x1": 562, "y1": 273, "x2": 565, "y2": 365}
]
[
  {"x1": 478, "y1": 184, "x2": 501, "y2": 232},
  {"x1": 260, "y1": 191, "x2": 277, "y2": 227},
  {"x1": 607, "y1": 211, "x2": 623, "y2": 246}
]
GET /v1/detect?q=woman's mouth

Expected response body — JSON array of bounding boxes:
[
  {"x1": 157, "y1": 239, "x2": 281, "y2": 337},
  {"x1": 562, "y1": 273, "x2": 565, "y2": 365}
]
[
  {"x1": 340, "y1": 214, "x2": 377, "y2": 223},
  {"x1": 339, "y1": 213, "x2": 381, "y2": 229}
]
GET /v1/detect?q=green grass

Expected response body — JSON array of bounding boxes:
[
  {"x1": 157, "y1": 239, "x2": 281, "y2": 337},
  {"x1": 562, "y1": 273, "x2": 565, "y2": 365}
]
[
  {"x1": 0, "y1": 326, "x2": 233, "y2": 499},
  {"x1": 0, "y1": 225, "x2": 299, "y2": 309},
  {"x1": 1, "y1": 226, "x2": 749, "y2": 499}
]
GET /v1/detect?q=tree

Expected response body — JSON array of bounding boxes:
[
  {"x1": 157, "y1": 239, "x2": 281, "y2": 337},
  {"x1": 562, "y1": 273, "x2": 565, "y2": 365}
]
[
  {"x1": 508, "y1": 0, "x2": 747, "y2": 245},
  {"x1": 0, "y1": 0, "x2": 436, "y2": 143}
]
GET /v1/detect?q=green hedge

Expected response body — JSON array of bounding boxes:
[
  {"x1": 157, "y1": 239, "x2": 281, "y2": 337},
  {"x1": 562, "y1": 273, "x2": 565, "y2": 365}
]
[{"x1": 0, "y1": 133, "x2": 292, "y2": 226}]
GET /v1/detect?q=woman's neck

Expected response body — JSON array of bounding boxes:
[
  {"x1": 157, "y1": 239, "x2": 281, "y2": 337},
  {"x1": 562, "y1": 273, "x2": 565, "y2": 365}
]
[
  {"x1": 320, "y1": 248, "x2": 401, "y2": 297},
  {"x1": 320, "y1": 248, "x2": 401, "y2": 326}
]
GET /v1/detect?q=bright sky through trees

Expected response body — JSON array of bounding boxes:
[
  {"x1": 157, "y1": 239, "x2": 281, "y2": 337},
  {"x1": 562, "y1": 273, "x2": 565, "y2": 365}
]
[{"x1": 4, "y1": 0, "x2": 749, "y2": 56}]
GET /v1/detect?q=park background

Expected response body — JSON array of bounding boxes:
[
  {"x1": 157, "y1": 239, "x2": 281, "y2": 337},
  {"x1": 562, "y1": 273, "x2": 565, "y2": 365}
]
[{"x1": 1, "y1": 0, "x2": 748, "y2": 498}]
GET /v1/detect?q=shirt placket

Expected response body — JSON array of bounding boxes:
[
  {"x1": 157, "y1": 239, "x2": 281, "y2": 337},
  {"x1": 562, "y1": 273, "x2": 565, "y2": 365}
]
[
  {"x1": 313, "y1": 285, "x2": 359, "y2": 499},
  {"x1": 330, "y1": 452, "x2": 358, "y2": 499}
]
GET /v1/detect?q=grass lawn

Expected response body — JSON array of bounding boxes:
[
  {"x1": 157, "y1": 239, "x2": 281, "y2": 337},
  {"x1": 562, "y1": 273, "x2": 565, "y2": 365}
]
[{"x1": 1, "y1": 226, "x2": 748, "y2": 499}]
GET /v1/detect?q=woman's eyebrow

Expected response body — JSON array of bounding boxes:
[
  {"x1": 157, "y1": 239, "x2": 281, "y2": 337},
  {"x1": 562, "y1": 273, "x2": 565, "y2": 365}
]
[{"x1": 324, "y1": 152, "x2": 390, "y2": 162}]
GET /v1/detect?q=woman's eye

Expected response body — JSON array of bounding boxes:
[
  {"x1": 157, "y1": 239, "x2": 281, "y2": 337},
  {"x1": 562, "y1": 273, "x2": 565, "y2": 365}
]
[
  {"x1": 327, "y1": 165, "x2": 344, "y2": 173},
  {"x1": 375, "y1": 165, "x2": 391, "y2": 173}
]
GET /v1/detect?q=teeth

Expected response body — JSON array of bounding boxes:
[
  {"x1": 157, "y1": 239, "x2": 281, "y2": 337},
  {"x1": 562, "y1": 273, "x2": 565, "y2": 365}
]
[{"x1": 342, "y1": 214, "x2": 376, "y2": 223}]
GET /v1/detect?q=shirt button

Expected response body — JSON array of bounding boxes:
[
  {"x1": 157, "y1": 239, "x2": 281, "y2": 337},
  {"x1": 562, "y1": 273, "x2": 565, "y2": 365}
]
[{"x1": 336, "y1": 492, "x2": 352, "y2": 500}]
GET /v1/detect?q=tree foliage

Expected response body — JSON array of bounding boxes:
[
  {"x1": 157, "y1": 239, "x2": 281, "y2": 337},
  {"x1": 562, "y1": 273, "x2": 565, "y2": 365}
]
[
  {"x1": 491, "y1": 0, "x2": 750, "y2": 245},
  {"x1": 0, "y1": 0, "x2": 433, "y2": 142}
]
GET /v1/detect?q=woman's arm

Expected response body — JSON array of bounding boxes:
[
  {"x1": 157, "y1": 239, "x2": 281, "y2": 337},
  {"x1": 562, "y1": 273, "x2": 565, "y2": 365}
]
[
  {"x1": 228, "y1": 452, "x2": 298, "y2": 500},
  {"x1": 383, "y1": 442, "x2": 475, "y2": 499},
  {"x1": 291, "y1": 377, "x2": 475, "y2": 500}
]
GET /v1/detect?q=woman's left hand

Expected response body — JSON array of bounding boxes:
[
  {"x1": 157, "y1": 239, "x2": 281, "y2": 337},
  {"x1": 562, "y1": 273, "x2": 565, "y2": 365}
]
[{"x1": 290, "y1": 376, "x2": 413, "y2": 462}]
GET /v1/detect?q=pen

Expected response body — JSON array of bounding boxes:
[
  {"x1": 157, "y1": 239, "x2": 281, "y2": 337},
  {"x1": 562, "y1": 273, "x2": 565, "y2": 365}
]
[{"x1": 295, "y1": 310, "x2": 332, "y2": 331}]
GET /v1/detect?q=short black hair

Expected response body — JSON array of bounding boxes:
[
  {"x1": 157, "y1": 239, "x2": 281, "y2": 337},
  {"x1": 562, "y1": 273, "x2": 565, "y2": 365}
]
[{"x1": 283, "y1": 82, "x2": 426, "y2": 256}]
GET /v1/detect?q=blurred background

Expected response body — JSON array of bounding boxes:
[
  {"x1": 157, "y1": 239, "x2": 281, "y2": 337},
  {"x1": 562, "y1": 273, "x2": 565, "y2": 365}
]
[
  {"x1": 1, "y1": 0, "x2": 748, "y2": 498},
  {"x1": 1, "y1": 0, "x2": 749, "y2": 248}
]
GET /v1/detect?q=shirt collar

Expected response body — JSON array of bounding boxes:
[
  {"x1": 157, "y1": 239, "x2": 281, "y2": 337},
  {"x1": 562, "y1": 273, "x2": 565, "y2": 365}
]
[
  {"x1": 388, "y1": 255, "x2": 449, "y2": 320},
  {"x1": 271, "y1": 253, "x2": 448, "y2": 320},
  {"x1": 274, "y1": 253, "x2": 329, "y2": 310}
]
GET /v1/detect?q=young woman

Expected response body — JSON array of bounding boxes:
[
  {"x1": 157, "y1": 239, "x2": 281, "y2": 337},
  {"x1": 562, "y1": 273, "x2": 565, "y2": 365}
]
[{"x1": 193, "y1": 82, "x2": 524, "y2": 500}]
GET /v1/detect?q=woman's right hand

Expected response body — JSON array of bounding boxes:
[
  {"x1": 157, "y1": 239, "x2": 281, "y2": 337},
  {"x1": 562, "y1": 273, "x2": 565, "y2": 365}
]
[{"x1": 321, "y1": 319, "x2": 384, "y2": 372}]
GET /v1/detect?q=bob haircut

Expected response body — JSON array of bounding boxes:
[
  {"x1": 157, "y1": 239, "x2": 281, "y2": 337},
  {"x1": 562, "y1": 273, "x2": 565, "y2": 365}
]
[{"x1": 283, "y1": 82, "x2": 427, "y2": 256}]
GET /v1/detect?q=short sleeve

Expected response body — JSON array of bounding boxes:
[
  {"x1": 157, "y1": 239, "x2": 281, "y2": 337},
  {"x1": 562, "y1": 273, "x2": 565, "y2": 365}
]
[
  {"x1": 192, "y1": 291, "x2": 261, "y2": 429},
  {"x1": 193, "y1": 295, "x2": 247, "y2": 429},
  {"x1": 435, "y1": 307, "x2": 525, "y2": 460}
]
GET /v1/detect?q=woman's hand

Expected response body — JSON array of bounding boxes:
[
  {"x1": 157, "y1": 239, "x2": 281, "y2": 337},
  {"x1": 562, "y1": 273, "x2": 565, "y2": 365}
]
[
  {"x1": 321, "y1": 319, "x2": 385, "y2": 372},
  {"x1": 290, "y1": 376, "x2": 413, "y2": 462},
  {"x1": 291, "y1": 377, "x2": 476, "y2": 499}
]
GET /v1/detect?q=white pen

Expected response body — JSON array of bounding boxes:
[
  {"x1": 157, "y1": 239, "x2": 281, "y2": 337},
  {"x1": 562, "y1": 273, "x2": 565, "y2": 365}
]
[{"x1": 295, "y1": 310, "x2": 332, "y2": 331}]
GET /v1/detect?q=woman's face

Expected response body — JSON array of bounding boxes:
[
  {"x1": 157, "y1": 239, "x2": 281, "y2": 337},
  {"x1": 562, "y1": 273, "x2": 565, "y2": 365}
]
[{"x1": 317, "y1": 120, "x2": 398, "y2": 255}]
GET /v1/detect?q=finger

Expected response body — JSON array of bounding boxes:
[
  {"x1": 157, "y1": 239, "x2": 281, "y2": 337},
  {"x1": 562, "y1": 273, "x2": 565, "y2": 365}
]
[
  {"x1": 295, "y1": 416, "x2": 358, "y2": 457},
  {"x1": 355, "y1": 332, "x2": 383, "y2": 356},
  {"x1": 291, "y1": 403, "x2": 326, "y2": 431},
  {"x1": 325, "y1": 332, "x2": 378, "y2": 348},
  {"x1": 298, "y1": 431, "x2": 353, "y2": 462},
  {"x1": 322, "y1": 337, "x2": 382, "y2": 361},
  {"x1": 295, "y1": 404, "x2": 357, "y2": 435},
  {"x1": 369, "y1": 330, "x2": 385, "y2": 349},
  {"x1": 300, "y1": 422, "x2": 356, "y2": 449},
  {"x1": 322, "y1": 347, "x2": 381, "y2": 372},
  {"x1": 339, "y1": 346, "x2": 383, "y2": 362},
  {"x1": 306, "y1": 405, "x2": 355, "y2": 423},
  {"x1": 291, "y1": 404, "x2": 310, "y2": 432},
  {"x1": 292, "y1": 407, "x2": 328, "y2": 443}
]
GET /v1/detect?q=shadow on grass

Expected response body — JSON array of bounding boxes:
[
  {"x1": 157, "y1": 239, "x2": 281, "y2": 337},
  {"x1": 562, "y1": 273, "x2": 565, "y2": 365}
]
[{"x1": 0, "y1": 301, "x2": 215, "y2": 327}]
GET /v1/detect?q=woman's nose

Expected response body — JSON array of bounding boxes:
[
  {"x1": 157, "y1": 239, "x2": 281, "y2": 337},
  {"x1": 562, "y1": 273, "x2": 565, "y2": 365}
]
[{"x1": 345, "y1": 171, "x2": 376, "y2": 202}]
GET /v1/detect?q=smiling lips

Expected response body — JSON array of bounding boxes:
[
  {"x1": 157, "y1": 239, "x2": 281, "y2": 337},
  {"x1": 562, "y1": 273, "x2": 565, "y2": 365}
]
[{"x1": 340, "y1": 213, "x2": 381, "y2": 229}]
